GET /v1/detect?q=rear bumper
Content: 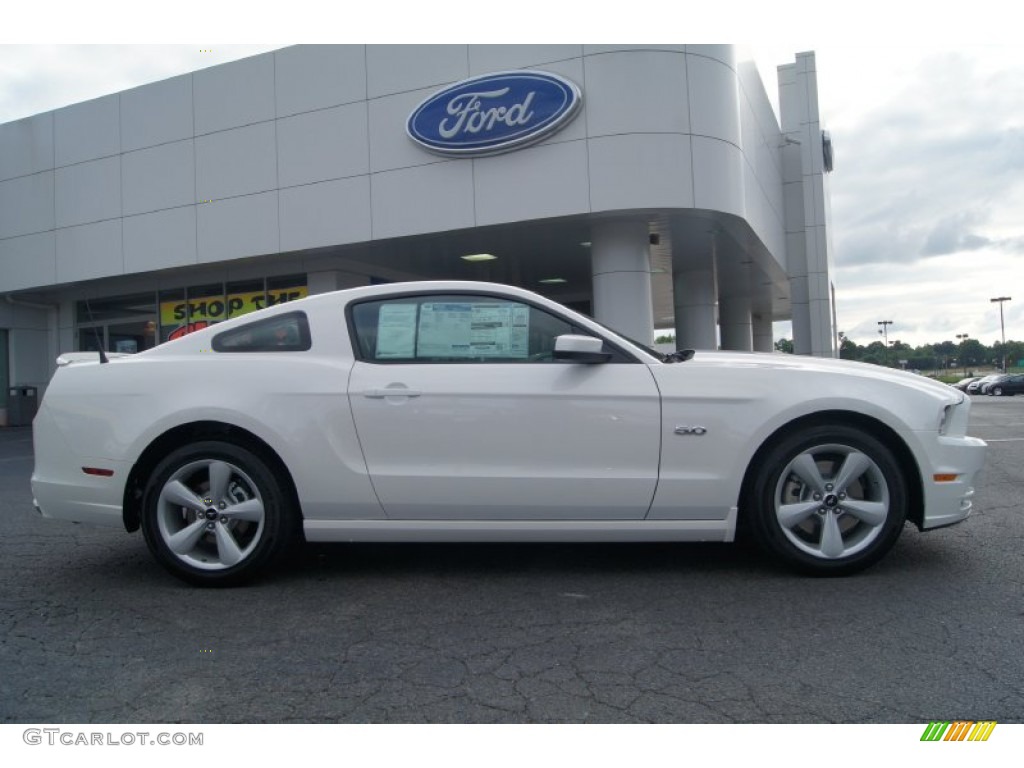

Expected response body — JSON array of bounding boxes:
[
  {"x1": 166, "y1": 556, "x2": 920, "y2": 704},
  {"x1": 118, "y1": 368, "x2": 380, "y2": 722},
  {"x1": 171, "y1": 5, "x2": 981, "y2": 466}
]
[{"x1": 31, "y1": 405, "x2": 127, "y2": 528}]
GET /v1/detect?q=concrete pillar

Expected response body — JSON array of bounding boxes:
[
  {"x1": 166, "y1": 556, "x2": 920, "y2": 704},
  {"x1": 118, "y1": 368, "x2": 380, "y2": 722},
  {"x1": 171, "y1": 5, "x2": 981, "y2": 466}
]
[
  {"x1": 672, "y1": 247, "x2": 717, "y2": 351},
  {"x1": 590, "y1": 220, "x2": 654, "y2": 344},
  {"x1": 752, "y1": 311, "x2": 774, "y2": 352},
  {"x1": 790, "y1": 274, "x2": 811, "y2": 355},
  {"x1": 719, "y1": 295, "x2": 753, "y2": 351}
]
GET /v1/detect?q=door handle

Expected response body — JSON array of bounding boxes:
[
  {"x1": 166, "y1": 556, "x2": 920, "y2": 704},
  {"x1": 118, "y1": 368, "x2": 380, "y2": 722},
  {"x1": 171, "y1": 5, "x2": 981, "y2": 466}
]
[{"x1": 363, "y1": 388, "x2": 422, "y2": 399}]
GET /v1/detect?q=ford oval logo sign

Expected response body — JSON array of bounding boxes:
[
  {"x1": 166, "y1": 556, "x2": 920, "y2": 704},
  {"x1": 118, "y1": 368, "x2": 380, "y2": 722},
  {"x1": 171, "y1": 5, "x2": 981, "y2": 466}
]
[{"x1": 407, "y1": 71, "x2": 582, "y2": 157}]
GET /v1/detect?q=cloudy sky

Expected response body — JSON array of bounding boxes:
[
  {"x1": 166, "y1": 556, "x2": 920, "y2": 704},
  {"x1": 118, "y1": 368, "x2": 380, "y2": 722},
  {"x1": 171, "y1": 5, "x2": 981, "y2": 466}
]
[{"x1": 2, "y1": 5, "x2": 1020, "y2": 349}]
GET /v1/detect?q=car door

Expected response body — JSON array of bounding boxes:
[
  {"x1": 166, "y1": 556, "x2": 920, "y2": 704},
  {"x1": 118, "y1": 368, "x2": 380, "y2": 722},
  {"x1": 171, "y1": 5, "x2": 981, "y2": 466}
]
[{"x1": 346, "y1": 292, "x2": 661, "y2": 521}]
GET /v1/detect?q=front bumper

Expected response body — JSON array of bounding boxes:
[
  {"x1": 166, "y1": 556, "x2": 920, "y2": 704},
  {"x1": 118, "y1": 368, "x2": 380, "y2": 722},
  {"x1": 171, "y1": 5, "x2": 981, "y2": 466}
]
[{"x1": 918, "y1": 434, "x2": 987, "y2": 530}]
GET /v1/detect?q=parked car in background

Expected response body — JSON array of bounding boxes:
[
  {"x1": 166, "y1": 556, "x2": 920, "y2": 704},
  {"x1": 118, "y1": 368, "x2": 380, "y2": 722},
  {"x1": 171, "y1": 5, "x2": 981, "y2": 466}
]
[
  {"x1": 952, "y1": 376, "x2": 981, "y2": 392},
  {"x1": 967, "y1": 375, "x2": 1002, "y2": 395},
  {"x1": 987, "y1": 374, "x2": 1024, "y2": 397},
  {"x1": 31, "y1": 281, "x2": 987, "y2": 585}
]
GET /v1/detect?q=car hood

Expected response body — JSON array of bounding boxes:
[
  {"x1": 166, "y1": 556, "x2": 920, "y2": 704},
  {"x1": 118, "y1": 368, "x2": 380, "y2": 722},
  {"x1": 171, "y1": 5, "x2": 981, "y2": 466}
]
[{"x1": 664, "y1": 350, "x2": 962, "y2": 404}]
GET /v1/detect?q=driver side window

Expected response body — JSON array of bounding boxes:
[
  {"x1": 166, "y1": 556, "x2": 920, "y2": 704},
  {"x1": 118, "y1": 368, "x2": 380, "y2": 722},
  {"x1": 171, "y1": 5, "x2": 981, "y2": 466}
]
[{"x1": 350, "y1": 294, "x2": 584, "y2": 363}]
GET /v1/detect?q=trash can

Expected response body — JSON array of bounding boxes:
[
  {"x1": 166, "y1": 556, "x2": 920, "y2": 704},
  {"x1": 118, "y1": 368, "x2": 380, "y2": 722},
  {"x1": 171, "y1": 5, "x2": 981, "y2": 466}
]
[{"x1": 7, "y1": 386, "x2": 38, "y2": 427}]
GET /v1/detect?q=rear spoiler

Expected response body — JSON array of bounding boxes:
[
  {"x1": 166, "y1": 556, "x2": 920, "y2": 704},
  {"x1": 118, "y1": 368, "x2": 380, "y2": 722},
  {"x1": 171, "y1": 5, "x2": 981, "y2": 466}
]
[{"x1": 56, "y1": 351, "x2": 133, "y2": 367}]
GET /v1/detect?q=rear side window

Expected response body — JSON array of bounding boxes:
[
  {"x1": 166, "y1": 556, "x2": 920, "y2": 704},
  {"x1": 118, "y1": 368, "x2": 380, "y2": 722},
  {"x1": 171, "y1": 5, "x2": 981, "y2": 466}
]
[{"x1": 212, "y1": 311, "x2": 311, "y2": 352}]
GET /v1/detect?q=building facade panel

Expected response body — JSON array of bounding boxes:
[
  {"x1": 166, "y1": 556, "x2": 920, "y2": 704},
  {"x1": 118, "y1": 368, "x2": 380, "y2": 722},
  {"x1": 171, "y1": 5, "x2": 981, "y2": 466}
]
[
  {"x1": 276, "y1": 102, "x2": 370, "y2": 188},
  {"x1": 274, "y1": 45, "x2": 368, "y2": 117},
  {"x1": 123, "y1": 206, "x2": 198, "y2": 274},
  {"x1": 473, "y1": 140, "x2": 590, "y2": 226},
  {"x1": 0, "y1": 231, "x2": 56, "y2": 291},
  {"x1": 685, "y1": 45, "x2": 737, "y2": 68},
  {"x1": 0, "y1": 113, "x2": 53, "y2": 181},
  {"x1": 54, "y1": 155, "x2": 121, "y2": 228},
  {"x1": 279, "y1": 177, "x2": 372, "y2": 252},
  {"x1": 196, "y1": 190, "x2": 279, "y2": 264},
  {"x1": 370, "y1": 161, "x2": 475, "y2": 240},
  {"x1": 194, "y1": 122, "x2": 278, "y2": 202},
  {"x1": 687, "y1": 54, "x2": 741, "y2": 148},
  {"x1": 54, "y1": 94, "x2": 120, "y2": 167},
  {"x1": 120, "y1": 74, "x2": 193, "y2": 152},
  {"x1": 55, "y1": 219, "x2": 122, "y2": 283},
  {"x1": 582, "y1": 50, "x2": 690, "y2": 137},
  {"x1": 587, "y1": 133, "x2": 695, "y2": 212},
  {"x1": 192, "y1": 52, "x2": 276, "y2": 135},
  {"x1": 468, "y1": 45, "x2": 582, "y2": 75},
  {"x1": 691, "y1": 136, "x2": 745, "y2": 217},
  {"x1": 0, "y1": 172, "x2": 54, "y2": 238},
  {"x1": 583, "y1": 44, "x2": 687, "y2": 55},
  {"x1": 122, "y1": 139, "x2": 195, "y2": 216},
  {"x1": 365, "y1": 44, "x2": 469, "y2": 99}
]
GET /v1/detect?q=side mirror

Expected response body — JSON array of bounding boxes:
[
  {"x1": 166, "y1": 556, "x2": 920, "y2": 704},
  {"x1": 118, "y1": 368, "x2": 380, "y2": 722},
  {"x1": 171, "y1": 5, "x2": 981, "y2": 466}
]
[{"x1": 553, "y1": 335, "x2": 612, "y2": 364}]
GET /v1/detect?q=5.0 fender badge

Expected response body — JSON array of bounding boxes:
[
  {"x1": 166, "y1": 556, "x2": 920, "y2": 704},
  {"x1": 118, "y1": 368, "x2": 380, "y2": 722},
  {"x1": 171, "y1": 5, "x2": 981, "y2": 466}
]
[{"x1": 674, "y1": 426, "x2": 708, "y2": 436}]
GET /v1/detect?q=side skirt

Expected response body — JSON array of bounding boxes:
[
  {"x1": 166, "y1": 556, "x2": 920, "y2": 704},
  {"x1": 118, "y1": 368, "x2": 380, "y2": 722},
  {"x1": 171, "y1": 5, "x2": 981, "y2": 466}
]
[{"x1": 305, "y1": 508, "x2": 737, "y2": 543}]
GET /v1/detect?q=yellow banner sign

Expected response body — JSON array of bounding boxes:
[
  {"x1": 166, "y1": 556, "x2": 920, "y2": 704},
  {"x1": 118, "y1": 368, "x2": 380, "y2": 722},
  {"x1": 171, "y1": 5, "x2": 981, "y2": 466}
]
[{"x1": 160, "y1": 288, "x2": 308, "y2": 326}]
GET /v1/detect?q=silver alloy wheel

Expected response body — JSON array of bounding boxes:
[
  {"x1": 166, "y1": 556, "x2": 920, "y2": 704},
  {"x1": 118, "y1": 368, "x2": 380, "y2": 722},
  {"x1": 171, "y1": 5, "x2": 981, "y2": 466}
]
[
  {"x1": 156, "y1": 459, "x2": 266, "y2": 570},
  {"x1": 993, "y1": 386, "x2": 1003, "y2": 396},
  {"x1": 773, "y1": 443, "x2": 890, "y2": 560}
]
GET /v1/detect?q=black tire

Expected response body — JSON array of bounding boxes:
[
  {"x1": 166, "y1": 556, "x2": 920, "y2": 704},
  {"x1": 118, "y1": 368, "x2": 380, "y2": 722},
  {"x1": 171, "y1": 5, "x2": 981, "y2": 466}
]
[
  {"x1": 747, "y1": 424, "x2": 907, "y2": 576},
  {"x1": 992, "y1": 386, "x2": 1003, "y2": 396},
  {"x1": 140, "y1": 441, "x2": 296, "y2": 586}
]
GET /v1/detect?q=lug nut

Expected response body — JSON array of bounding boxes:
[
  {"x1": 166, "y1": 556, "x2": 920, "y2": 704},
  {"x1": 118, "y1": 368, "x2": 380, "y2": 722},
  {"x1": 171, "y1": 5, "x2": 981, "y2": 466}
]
[
  {"x1": 218, "y1": 502, "x2": 226, "y2": 509},
  {"x1": 220, "y1": 517, "x2": 227, "y2": 524},
  {"x1": 825, "y1": 484, "x2": 834, "y2": 492},
  {"x1": 813, "y1": 493, "x2": 822, "y2": 501},
  {"x1": 206, "y1": 522, "x2": 215, "y2": 530}
]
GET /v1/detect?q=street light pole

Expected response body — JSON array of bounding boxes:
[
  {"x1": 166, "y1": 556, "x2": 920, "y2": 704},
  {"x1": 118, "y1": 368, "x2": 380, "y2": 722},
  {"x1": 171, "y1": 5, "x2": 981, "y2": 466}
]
[
  {"x1": 878, "y1": 320, "x2": 893, "y2": 366},
  {"x1": 990, "y1": 296, "x2": 1012, "y2": 371},
  {"x1": 956, "y1": 333, "x2": 970, "y2": 378}
]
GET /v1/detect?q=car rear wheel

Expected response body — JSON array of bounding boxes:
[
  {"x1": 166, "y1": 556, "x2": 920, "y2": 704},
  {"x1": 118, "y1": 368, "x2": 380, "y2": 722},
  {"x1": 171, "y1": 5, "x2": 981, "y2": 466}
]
[
  {"x1": 141, "y1": 441, "x2": 295, "y2": 586},
  {"x1": 748, "y1": 425, "x2": 907, "y2": 576}
]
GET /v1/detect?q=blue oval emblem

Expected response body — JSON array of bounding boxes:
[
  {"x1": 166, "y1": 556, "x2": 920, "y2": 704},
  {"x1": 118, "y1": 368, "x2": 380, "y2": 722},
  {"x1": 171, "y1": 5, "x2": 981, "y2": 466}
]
[{"x1": 407, "y1": 71, "x2": 582, "y2": 157}]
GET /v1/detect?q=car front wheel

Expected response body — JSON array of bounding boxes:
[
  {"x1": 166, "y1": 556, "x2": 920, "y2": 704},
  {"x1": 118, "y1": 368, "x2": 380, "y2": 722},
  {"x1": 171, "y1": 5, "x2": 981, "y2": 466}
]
[
  {"x1": 141, "y1": 441, "x2": 295, "y2": 586},
  {"x1": 992, "y1": 386, "x2": 1004, "y2": 396},
  {"x1": 748, "y1": 425, "x2": 907, "y2": 576}
]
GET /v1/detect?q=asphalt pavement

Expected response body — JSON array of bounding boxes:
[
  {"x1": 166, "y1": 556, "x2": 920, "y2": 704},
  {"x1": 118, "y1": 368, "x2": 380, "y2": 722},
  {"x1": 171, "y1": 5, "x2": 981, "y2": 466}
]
[{"x1": 1, "y1": 396, "x2": 1022, "y2": 723}]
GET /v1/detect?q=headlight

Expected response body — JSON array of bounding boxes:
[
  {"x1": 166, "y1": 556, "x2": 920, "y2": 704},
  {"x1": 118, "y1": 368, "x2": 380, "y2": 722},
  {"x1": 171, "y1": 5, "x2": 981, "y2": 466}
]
[{"x1": 938, "y1": 404, "x2": 954, "y2": 435}]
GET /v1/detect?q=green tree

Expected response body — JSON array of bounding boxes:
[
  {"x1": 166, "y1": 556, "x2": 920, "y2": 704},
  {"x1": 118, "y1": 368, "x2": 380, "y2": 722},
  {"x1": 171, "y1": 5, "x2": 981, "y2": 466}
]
[
  {"x1": 839, "y1": 337, "x2": 858, "y2": 359},
  {"x1": 775, "y1": 338, "x2": 794, "y2": 354}
]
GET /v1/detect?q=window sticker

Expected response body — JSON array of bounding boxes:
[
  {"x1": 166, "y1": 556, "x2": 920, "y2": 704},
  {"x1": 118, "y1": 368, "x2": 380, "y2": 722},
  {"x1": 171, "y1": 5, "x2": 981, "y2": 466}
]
[
  {"x1": 417, "y1": 302, "x2": 529, "y2": 359},
  {"x1": 375, "y1": 303, "x2": 418, "y2": 358}
]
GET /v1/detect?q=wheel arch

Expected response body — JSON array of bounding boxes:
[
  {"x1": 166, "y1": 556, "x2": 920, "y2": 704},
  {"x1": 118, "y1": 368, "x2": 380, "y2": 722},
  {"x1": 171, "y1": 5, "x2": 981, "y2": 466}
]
[
  {"x1": 737, "y1": 410, "x2": 925, "y2": 533},
  {"x1": 122, "y1": 420, "x2": 301, "y2": 533}
]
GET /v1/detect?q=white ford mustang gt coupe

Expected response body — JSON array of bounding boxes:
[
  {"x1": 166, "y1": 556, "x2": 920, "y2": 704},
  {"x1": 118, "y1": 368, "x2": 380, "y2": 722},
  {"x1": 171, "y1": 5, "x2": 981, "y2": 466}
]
[{"x1": 32, "y1": 281, "x2": 986, "y2": 585}]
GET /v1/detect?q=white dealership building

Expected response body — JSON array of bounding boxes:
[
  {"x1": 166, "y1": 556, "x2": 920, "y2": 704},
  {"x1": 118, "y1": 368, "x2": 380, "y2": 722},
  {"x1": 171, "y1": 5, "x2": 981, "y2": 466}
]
[{"x1": 0, "y1": 44, "x2": 836, "y2": 422}]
